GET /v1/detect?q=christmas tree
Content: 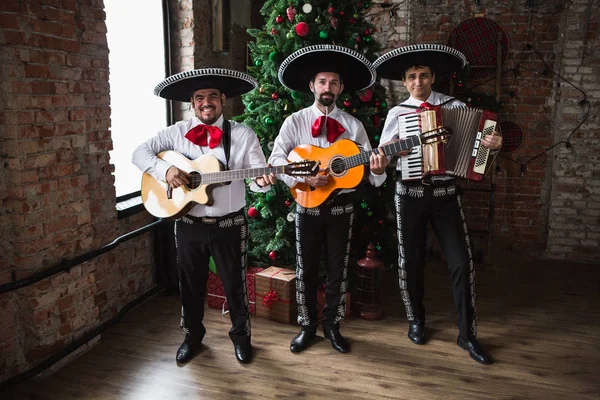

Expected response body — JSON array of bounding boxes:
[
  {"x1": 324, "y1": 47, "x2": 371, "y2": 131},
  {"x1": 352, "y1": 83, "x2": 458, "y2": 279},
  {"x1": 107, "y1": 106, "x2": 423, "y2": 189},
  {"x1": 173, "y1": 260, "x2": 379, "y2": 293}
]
[{"x1": 237, "y1": 0, "x2": 393, "y2": 267}]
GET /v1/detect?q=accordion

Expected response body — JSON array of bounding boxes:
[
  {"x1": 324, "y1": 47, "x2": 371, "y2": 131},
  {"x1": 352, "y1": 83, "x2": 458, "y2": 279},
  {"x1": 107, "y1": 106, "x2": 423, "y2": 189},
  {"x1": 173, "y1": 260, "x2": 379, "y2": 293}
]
[{"x1": 397, "y1": 106, "x2": 497, "y2": 182}]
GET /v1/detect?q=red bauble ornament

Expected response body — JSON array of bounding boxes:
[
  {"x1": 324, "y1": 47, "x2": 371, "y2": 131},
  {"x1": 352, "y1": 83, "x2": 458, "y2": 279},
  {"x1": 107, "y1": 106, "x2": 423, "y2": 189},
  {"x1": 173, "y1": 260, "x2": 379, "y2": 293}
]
[
  {"x1": 359, "y1": 88, "x2": 373, "y2": 102},
  {"x1": 271, "y1": 28, "x2": 279, "y2": 35},
  {"x1": 272, "y1": 93, "x2": 278, "y2": 100},
  {"x1": 269, "y1": 251, "x2": 277, "y2": 260},
  {"x1": 328, "y1": 6, "x2": 334, "y2": 14},
  {"x1": 275, "y1": 15, "x2": 284, "y2": 24},
  {"x1": 375, "y1": 100, "x2": 380, "y2": 106},
  {"x1": 343, "y1": 100, "x2": 352, "y2": 107},
  {"x1": 364, "y1": 29, "x2": 371, "y2": 35},
  {"x1": 248, "y1": 207, "x2": 259, "y2": 218},
  {"x1": 295, "y1": 22, "x2": 309, "y2": 37},
  {"x1": 285, "y1": 200, "x2": 292, "y2": 207},
  {"x1": 330, "y1": 17, "x2": 338, "y2": 29},
  {"x1": 286, "y1": 6, "x2": 297, "y2": 22},
  {"x1": 354, "y1": 35, "x2": 361, "y2": 42},
  {"x1": 373, "y1": 115, "x2": 380, "y2": 127}
]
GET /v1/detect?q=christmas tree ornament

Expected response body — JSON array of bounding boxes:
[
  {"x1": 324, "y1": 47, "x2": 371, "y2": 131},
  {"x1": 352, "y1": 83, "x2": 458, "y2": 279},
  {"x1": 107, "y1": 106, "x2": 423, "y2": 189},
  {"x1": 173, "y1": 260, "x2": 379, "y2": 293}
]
[
  {"x1": 363, "y1": 2, "x2": 371, "y2": 9},
  {"x1": 315, "y1": 16, "x2": 323, "y2": 24},
  {"x1": 364, "y1": 29, "x2": 371, "y2": 35},
  {"x1": 259, "y1": 86, "x2": 265, "y2": 93},
  {"x1": 284, "y1": 200, "x2": 292, "y2": 207},
  {"x1": 275, "y1": 15, "x2": 284, "y2": 24},
  {"x1": 248, "y1": 101, "x2": 256, "y2": 111},
  {"x1": 359, "y1": 88, "x2": 373, "y2": 102},
  {"x1": 364, "y1": 35, "x2": 373, "y2": 43},
  {"x1": 268, "y1": 51, "x2": 279, "y2": 62},
  {"x1": 360, "y1": 201, "x2": 368, "y2": 209},
  {"x1": 374, "y1": 134, "x2": 380, "y2": 141},
  {"x1": 271, "y1": 28, "x2": 279, "y2": 35},
  {"x1": 264, "y1": 116, "x2": 274, "y2": 124},
  {"x1": 302, "y1": 3, "x2": 313, "y2": 13},
  {"x1": 265, "y1": 193, "x2": 274, "y2": 202},
  {"x1": 343, "y1": 99, "x2": 351, "y2": 107},
  {"x1": 286, "y1": 212, "x2": 295, "y2": 222},
  {"x1": 286, "y1": 31, "x2": 294, "y2": 39},
  {"x1": 286, "y1": 6, "x2": 297, "y2": 22},
  {"x1": 269, "y1": 250, "x2": 278, "y2": 260},
  {"x1": 291, "y1": 91, "x2": 300, "y2": 99},
  {"x1": 349, "y1": 18, "x2": 356, "y2": 25},
  {"x1": 380, "y1": 100, "x2": 387, "y2": 108},
  {"x1": 248, "y1": 207, "x2": 259, "y2": 218},
  {"x1": 272, "y1": 92, "x2": 278, "y2": 100},
  {"x1": 255, "y1": 201, "x2": 263, "y2": 210},
  {"x1": 327, "y1": 6, "x2": 334, "y2": 14},
  {"x1": 330, "y1": 17, "x2": 338, "y2": 29},
  {"x1": 295, "y1": 22, "x2": 309, "y2": 37},
  {"x1": 319, "y1": 30, "x2": 329, "y2": 39},
  {"x1": 267, "y1": 141, "x2": 275, "y2": 150},
  {"x1": 254, "y1": 59, "x2": 262, "y2": 67},
  {"x1": 352, "y1": 108, "x2": 357, "y2": 113},
  {"x1": 353, "y1": 13, "x2": 360, "y2": 19},
  {"x1": 367, "y1": 211, "x2": 373, "y2": 216}
]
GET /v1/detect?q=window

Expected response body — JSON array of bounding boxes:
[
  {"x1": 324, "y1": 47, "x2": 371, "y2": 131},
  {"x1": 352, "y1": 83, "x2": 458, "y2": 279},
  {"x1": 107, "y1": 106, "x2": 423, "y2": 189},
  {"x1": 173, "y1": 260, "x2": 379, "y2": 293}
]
[{"x1": 105, "y1": 0, "x2": 168, "y2": 199}]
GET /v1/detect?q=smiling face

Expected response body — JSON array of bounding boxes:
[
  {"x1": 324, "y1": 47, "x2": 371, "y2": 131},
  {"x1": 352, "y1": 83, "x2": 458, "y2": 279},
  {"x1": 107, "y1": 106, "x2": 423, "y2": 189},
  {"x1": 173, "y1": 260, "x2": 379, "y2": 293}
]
[
  {"x1": 402, "y1": 66, "x2": 435, "y2": 102},
  {"x1": 190, "y1": 88, "x2": 225, "y2": 125},
  {"x1": 309, "y1": 71, "x2": 344, "y2": 111}
]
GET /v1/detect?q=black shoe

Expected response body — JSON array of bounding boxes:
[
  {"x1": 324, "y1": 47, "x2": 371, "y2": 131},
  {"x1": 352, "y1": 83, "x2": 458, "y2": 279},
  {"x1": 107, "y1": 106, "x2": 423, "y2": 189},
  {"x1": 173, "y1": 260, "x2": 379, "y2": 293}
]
[
  {"x1": 290, "y1": 329, "x2": 316, "y2": 353},
  {"x1": 457, "y1": 336, "x2": 493, "y2": 365},
  {"x1": 323, "y1": 326, "x2": 350, "y2": 353},
  {"x1": 234, "y1": 341, "x2": 253, "y2": 364},
  {"x1": 176, "y1": 333, "x2": 204, "y2": 363},
  {"x1": 408, "y1": 322, "x2": 428, "y2": 345}
]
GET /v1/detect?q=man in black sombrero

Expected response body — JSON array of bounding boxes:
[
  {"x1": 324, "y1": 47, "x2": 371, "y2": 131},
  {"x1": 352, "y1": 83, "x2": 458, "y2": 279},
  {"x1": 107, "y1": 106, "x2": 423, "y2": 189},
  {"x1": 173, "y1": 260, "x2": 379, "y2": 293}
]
[
  {"x1": 269, "y1": 45, "x2": 388, "y2": 354},
  {"x1": 132, "y1": 68, "x2": 276, "y2": 364},
  {"x1": 371, "y1": 44, "x2": 502, "y2": 364}
]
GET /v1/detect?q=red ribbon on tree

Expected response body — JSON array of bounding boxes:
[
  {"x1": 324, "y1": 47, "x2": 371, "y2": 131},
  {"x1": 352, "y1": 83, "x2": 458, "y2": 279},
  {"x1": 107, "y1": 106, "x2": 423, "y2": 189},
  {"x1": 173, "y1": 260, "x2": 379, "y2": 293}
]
[
  {"x1": 184, "y1": 124, "x2": 223, "y2": 148},
  {"x1": 311, "y1": 116, "x2": 346, "y2": 143},
  {"x1": 262, "y1": 290, "x2": 279, "y2": 308}
]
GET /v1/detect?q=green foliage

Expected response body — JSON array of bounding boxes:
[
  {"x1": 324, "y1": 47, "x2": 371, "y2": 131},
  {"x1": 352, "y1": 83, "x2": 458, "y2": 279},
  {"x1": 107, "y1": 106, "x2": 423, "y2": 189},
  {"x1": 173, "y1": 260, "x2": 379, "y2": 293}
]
[{"x1": 241, "y1": 0, "x2": 392, "y2": 266}]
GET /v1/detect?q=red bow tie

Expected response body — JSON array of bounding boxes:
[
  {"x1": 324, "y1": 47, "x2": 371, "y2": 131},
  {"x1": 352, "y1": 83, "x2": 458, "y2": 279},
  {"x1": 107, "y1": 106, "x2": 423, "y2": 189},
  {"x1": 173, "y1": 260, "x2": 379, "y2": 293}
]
[
  {"x1": 185, "y1": 124, "x2": 223, "y2": 148},
  {"x1": 419, "y1": 102, "x2": 434, "y2": 110},
  {"x1": 311, "y1": 116, "x2": 346, "y2": 143}
]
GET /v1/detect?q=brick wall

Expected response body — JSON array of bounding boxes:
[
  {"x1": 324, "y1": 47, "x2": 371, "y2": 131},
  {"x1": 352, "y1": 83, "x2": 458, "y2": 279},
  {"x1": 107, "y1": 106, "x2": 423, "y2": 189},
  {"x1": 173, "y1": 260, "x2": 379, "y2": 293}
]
[
  {"x1": 367, "y1": 0, "x2": 599, "y2": 261},
  {"x1": 0, "y1": 0, "x2": 155, "y2": 382}
]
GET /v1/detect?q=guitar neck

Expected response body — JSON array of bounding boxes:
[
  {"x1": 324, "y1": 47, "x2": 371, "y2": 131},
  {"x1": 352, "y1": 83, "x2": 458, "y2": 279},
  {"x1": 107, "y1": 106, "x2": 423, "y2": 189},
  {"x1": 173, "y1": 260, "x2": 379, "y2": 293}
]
[
  {"x1": 345, "y1": 135, "x2": 421, "y2": 169},
  {"x1": 200, "y1": 166, "x2": 286, "y2": 185}
]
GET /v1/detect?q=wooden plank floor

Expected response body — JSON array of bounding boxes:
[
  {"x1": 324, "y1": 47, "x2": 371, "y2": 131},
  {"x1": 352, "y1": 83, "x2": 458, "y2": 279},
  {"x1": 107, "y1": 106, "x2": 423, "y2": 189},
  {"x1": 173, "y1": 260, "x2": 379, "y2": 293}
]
[{"x1": 4, "y1": 257, "x2": 600, "y2": 400}]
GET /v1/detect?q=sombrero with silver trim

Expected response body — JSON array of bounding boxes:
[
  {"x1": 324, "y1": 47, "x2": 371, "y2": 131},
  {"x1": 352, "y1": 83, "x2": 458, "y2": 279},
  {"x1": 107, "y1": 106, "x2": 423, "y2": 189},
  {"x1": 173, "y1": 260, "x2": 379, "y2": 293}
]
[
  {"x1": 373, "y1": 44, "x2": 468, "y2": 81},
  {"x1": 278, "y1": 44, "x2": 376, "y2": 93},
  {"x1": 153, "y1": 68, "x2": 258, "y2": 102}
]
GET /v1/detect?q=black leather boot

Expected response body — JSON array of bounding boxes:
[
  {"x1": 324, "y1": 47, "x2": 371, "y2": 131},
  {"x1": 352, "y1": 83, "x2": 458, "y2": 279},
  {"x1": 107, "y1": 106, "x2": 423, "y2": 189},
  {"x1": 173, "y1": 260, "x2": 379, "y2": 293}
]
[
  {"x1": 323, "y1": 325, "x2": 350, "y2": 353},
  {"x1": 290, "y1": 329, "x2": 316, "y2": 353},
  {"x1": 457, "y1": 336, "x2": 492, "y2": 365},
  {"x1": 408, "y1": 322, "x2": 428, "y2": 345}
]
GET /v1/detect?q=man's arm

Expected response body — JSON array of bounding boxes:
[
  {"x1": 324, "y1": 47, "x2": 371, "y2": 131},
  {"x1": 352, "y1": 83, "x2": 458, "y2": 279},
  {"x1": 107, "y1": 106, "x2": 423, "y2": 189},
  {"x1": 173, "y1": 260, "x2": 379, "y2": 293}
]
[
  {"x1": 132, "y1": 126, "x2": 178, "y2": 182},
  {"x1": 268, "y1": 116, "x2": 304, "y2": 188}
]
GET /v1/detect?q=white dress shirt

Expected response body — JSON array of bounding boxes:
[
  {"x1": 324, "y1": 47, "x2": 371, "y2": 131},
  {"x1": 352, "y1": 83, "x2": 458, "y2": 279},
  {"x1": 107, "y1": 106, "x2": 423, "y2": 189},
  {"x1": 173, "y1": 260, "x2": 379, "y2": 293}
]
[
  {"x1": 268, "y1": 104, "x2": 387, "y2": 190},
  {"x1": 132, "y1": 115, "x2": 270, "y2": 217},
  {"x1": 379, "y1": 91, "x2": 465, "y2": 181}
]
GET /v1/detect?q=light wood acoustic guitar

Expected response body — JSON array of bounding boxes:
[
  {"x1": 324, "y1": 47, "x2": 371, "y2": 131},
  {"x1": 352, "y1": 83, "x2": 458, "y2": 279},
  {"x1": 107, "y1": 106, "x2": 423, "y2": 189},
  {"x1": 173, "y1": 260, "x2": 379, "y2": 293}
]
[
  {"x1": 141, "y1": 151, "x2": 319, "y2": 219},
  {"x1": 287, "y1": 129, "x2": 450, "y2": 208}
]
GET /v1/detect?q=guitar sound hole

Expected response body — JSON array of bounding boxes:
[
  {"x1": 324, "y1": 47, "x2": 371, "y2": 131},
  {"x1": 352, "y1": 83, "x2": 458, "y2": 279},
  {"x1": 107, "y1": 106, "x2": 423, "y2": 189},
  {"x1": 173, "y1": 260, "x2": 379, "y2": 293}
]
[
  {"x1": 329, "y1": 157, "x2": 346, "y2": 176},
  {"x1": 187, "y1": 171, "x2": 201, "y2": 189}
]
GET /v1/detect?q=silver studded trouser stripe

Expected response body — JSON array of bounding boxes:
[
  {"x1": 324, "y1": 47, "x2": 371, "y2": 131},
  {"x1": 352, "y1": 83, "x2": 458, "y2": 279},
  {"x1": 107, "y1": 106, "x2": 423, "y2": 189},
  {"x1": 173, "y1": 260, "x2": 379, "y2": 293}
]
[
  {"x1": 394, "y1": 180, "x2": 477, "y2": 339},
  {"x1": 295, "y1": 200, "x2": 354, "y2": 331}
]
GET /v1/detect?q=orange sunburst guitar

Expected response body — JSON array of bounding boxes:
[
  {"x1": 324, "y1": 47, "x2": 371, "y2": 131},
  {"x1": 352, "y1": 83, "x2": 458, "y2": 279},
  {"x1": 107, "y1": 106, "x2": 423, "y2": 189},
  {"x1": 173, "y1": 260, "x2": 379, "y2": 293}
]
[
  {"x1": 142, "y1": 151, "x2": 319, "y2": 219},
  {"x1": 287, "y1": 129, "x2": 450, "y2": 208}
]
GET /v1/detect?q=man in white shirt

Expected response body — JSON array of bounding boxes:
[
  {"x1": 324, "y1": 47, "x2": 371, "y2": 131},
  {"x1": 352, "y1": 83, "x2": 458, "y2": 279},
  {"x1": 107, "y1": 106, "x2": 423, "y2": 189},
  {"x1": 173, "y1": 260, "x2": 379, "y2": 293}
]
[
  {"x1": 269, "y1": 45, "x2": 387, "y2": 354},
  {"x1": 132, "y1": 68, "x2": 276, "y2": 364},
  {"x1": 372, "y1": 45, "x2": 502, "y2": 364}
]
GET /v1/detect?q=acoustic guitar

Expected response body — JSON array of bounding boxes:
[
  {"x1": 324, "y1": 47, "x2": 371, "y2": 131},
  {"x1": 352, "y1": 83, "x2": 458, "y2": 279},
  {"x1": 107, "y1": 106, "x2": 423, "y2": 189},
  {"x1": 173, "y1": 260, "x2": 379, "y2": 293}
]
[
  {"x1": 287, "y1": 129, "x2": 450, "y2": 208},
  {"x1": 141, "y1": 151, "x2": 319, "y2": 219}
]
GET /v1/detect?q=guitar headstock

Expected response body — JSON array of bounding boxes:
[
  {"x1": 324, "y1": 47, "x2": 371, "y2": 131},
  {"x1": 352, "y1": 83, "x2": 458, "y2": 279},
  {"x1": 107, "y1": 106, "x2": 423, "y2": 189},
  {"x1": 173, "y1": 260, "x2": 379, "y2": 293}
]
[{"x1": 284, "y1": 160, "x2": 320, "y2": 176}]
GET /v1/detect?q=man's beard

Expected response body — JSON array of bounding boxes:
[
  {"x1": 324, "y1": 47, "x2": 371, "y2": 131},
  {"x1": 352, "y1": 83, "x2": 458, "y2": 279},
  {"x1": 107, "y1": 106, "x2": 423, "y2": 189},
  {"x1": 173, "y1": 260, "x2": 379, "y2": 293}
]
[
  {"x1": 197, "y1": 106, "x2": 219, "y2": 125},
  {"x1": 317, "y1": 92, "x2": 336, "y2": 107}
]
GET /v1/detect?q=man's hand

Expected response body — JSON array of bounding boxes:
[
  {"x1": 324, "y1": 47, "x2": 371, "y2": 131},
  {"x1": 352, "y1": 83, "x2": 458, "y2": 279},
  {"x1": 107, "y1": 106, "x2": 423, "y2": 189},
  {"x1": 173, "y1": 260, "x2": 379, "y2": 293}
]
[
  {"x1": 370, "y1": 147, "x2": 389, "y2": 175},
  {"x1": 166, "y1": 166, "x2": 191, "y2": 188},
  {"x1": 481, "y1": 130, "x2": 502, "y2": 151},
  {"x1": 256, "y1": 169, "x2": 277, "y2": 187},
  {"x1": 305, "y1": 173, "x2": 330, "y2": 188}
]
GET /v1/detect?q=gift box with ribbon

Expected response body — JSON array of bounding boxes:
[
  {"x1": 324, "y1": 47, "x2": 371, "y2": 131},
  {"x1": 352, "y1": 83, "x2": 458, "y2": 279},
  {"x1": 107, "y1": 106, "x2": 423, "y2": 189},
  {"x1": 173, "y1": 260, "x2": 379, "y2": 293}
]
[
  {"x1": 207, "y1": 264, "x2": 263, "y2": 315},
  {"x1": 255, "y1": 266, "x2": 297, "y2": 324}
]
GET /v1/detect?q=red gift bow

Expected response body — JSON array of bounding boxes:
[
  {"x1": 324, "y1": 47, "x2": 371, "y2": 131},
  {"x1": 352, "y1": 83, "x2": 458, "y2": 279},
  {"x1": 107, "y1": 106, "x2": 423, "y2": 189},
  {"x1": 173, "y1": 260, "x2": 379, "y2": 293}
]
[
  {"x1": 184, "y1": 124, "x2": 223, "y2": 148},
  {"x1": 262, "y1": 290, "x2": 279, "y2": 308},
  {"x1": 419, "y1": 102, "x2": 434, "y2": 110},
  {"x1": 311, "y1": 116, "x2": 346, "y2": 143}
]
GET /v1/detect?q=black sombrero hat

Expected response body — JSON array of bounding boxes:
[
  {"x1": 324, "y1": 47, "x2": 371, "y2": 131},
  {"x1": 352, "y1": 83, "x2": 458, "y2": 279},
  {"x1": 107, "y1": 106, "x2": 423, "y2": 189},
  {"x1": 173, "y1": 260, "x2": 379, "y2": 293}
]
[
  {"x1": 373, "y1": 44, "x2": 468, "y2": 81},
  {"x1": 278, "y1": 44, "x2": 376, "y2": 93},
  {"x1": 153, "y1": 68, "x2": 258, "y2": 102}
]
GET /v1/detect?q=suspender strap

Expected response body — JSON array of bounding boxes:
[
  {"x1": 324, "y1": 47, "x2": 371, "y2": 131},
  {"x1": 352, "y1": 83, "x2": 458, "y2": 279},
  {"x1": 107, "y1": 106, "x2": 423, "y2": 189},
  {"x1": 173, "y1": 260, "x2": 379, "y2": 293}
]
[{"x1": 223, "y1": 119, "x2": 231, "y2": 170}]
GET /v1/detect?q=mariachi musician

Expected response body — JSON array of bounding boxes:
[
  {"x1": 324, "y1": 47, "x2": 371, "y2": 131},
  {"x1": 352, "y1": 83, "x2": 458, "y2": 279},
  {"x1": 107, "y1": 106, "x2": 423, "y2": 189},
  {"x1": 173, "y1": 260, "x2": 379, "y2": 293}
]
[
  {"x1": 371, "y1": 44, "x2": 502, "y2": 364},
  {"x1": 132, "y1": 68, "x2": 277, "y2": 364},
  {"x1": 268, "y1": 45, "x2": 387, "y2": 354}
]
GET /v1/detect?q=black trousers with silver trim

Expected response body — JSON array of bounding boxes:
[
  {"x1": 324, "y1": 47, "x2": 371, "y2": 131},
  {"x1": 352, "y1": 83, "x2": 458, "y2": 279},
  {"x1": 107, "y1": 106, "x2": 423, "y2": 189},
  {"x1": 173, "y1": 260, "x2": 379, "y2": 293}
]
[
  {"x1": 395, "y1": 179, "x2": 477, "y2": 340},
  {"x1": 174, "y1": 210, "x2": 251, "y2": 345},
  {"x1": 295, "y1": 195, "x2": 354, "y2": 332}
]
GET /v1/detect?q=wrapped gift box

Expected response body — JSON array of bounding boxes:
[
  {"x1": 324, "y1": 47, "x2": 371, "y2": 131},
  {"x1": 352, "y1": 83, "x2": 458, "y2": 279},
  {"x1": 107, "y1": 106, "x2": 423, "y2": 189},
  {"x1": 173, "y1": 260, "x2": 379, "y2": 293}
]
[
  {"x1": 255, "y1": 266, "x2": 297, "y2": 324},
  {"x1": 317, "y1": 285, "x2": 351, "y2": 321},
  {"x1": 207, "y1": 266, "x2": 263, "y2": 315}
]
